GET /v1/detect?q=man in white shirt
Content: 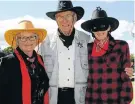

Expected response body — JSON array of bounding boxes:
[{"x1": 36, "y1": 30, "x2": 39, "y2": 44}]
[{"x1": 40, "y1": 0, "x2": 133, "y2": 104}]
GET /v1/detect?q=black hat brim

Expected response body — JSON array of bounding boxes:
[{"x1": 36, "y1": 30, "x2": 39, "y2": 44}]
[
  {"x1": 46, "y1": 6, "x2": 84, "y2": 21},
  {"x1": 81, "y1": 17, "x2": 119, "y2": 32}
]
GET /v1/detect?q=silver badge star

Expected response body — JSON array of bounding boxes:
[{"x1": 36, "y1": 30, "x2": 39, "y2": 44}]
[
  {"x1": 97, "y1": 6, "x2": 101, "y2": 11},
  {"x1": 59, "y1": 1, "x2": 66, "y2": 8},
  {"x1": 77, "y1": 42, "x2": 83, "y2": 48}
]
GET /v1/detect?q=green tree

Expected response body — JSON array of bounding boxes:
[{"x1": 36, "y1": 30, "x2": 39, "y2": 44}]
[
  {"x1": 3, "y1": 46, "x2": 13, "y2": 54},
  {"x1": 130, "y1": 54, "x2": 134, "y2": 61}
]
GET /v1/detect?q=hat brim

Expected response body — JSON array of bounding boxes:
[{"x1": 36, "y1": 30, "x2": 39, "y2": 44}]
[
  {"x1": 4, "y1": 29, "x2": 47, "y2": 48},
  {"x1": 46, "y1": 6, "x2": 84, "y2": 21},
  {"x1": 81, "y1": 17, "x2": 119, "y2": 33}
]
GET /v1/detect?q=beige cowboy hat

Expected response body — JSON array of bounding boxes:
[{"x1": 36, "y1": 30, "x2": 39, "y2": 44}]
[{"x1": 4, "y1": 20, "x2": 47, "y2": 48}]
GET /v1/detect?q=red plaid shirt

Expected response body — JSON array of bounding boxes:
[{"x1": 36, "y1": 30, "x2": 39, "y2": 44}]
[{"x1": 86, "y1": 36, "x2": 133, "y2": 104}]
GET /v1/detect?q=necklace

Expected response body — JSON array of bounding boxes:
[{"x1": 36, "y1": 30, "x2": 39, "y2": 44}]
[{"x1": 27, "y1": 57, "x2": 36, "y2": 74}]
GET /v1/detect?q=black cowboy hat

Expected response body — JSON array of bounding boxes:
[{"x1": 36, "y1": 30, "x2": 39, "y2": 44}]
[
  {"x1": 46, "y1": 0, "x2": 84, "y2": 21},
  {"x1": 81, "y1": 7, "x2": 119, "y2": 32}
]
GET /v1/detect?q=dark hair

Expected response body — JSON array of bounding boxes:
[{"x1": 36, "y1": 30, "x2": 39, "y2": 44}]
[{"x1": 92, "y1": 32, "x2": 111, "y2": 38}]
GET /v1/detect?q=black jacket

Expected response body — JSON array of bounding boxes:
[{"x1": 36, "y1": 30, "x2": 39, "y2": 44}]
[
  {"x1": 0, "y1": 53, "x2": 49, "y2": 104},
  {"x1": 0, "y1": 52, "x2": 6, "y2": 58}
]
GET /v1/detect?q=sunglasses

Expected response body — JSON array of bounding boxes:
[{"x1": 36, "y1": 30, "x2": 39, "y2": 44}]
[{"x1": 91, "y1": 23, "x2": 109, "y2": 32}]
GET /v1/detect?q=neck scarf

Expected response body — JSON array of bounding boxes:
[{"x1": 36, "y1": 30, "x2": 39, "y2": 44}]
[
  {"x1": 14, "y1": 49, "x2": 49, "y2": 104},
  {"x1": 58, "y1": 28, "x2": 75, "y2": 48},
  {"x1": 95, "y1": 37, "x2": 109, "y2": 52},
  {"x1": 92, "y1": 37, "x2": 109, "y2": 56}
]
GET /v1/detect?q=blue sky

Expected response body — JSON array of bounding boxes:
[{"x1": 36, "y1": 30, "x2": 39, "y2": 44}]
[
  {"x1": 0, "y1": 0, "x2": 134, "y2": 53},
  {"x1": 0, "y1": 1, "x2": 133, "y2": 21}
]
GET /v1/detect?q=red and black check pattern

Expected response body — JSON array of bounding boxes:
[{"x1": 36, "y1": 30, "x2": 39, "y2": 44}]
[{"x1": 86, "y1": 36, "x2": 133, "y2": 104}]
